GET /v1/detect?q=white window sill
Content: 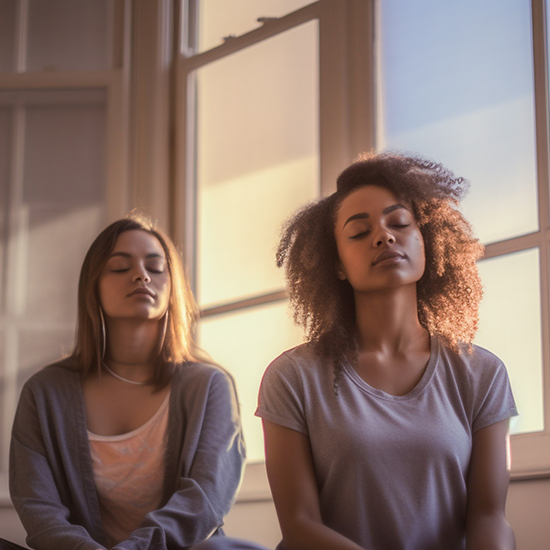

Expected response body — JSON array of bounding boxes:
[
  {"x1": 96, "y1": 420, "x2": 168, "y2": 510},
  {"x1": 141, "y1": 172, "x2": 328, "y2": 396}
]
[{"x1": 236, "y1": 461, "x2": 272, "y2": 502}]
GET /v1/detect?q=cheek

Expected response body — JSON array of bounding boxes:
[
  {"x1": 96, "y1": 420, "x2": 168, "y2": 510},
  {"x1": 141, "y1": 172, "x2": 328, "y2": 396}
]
[
  {"x1": 97, "y1": 280, "x2": 111, "y2": 311},
  {"x1": 415, "y1": 234, "x2": 427, "y2": 272},
  {"x1": 335, "y1": 243, "x2": 352, "y2": 279},
  {"x1": 158, "y1": 278, "x2": 171, "y2": 308},
  {"x1": 98, "y1": 276, "x2": 120, "y2": 308},
  {"x1": 97, "y1": 278, "x2": 108, "y2": 304}
]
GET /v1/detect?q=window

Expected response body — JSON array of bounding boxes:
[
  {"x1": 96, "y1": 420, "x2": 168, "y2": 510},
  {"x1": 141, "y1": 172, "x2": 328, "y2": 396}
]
[
  {"x1": 377, "y1": 0, "x2": 550, "y2": 475},
  {"x1": 4, "y1": 0, "x2": 546, "y2": 490},
  {"x1": 177, "y1": 3, "x2": 320, "y2": 462},
  {"x1": 197, "y1": 0, "x2": 315, "y2": 52},
  {"x1": 0, "y1": 0, "x2": 130, "y2": 489},
  {"x1": 177, "y1": 0, "x2": 550, "y2": 477}
]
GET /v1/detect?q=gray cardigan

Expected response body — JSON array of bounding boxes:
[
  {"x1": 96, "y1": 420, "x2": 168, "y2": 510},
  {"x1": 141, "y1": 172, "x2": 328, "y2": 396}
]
[{"x1": 9, "y1": 358, "x2": 246, "y2": 550}]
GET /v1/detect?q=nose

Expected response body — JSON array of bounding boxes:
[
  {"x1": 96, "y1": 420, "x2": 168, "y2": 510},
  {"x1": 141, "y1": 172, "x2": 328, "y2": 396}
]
[
  {"x1": 132, "y1": 266, "x2": 151, "y2": 284},
  {"x1": 374, "y1": 227, "x2": 396, "y2": 247}
]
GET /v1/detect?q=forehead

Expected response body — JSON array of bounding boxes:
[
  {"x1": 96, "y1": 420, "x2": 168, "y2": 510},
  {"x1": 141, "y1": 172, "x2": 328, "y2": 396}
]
[
  {"x1": 111, "y1": 229, "x2": 165, "y2": 255},
  {"x1": 336, "y1": 185, "x2": 404, "y2": 218}
]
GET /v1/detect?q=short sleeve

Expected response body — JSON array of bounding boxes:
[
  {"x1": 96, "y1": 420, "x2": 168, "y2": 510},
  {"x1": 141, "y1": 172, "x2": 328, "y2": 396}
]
[
  {"x1": 255, "y1": 350, "x2": 309, "y2": 436},
  {"x1": 470, "y1": 349, "x2": 518, "y2": 433}
]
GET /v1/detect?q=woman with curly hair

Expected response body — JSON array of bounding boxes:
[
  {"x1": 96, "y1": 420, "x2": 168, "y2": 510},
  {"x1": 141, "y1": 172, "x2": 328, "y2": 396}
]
[
  {"x1": 254, "y1": 152, "x2": 518, "y2": 549},
  {"x1": 2, "y1": 215, "x2": 245, "y2": 550}
]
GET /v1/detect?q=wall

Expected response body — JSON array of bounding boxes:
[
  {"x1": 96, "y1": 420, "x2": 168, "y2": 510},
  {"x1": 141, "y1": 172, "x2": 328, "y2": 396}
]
[
  {"x1": 506, "y1": 477, "x2": 550, "y2": 550},
  {"x1": 1, "y1": 478, "x2": 549, "y2": 549}
]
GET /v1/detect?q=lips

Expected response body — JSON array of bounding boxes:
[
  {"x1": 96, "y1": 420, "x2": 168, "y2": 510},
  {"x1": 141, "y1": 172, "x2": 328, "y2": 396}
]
[
  {"x1": 372, "y1": 249, "x2": 405, "y2": 266},
  {"x1": 128, "y1": 287, "x2": 155, "y2": 298}
]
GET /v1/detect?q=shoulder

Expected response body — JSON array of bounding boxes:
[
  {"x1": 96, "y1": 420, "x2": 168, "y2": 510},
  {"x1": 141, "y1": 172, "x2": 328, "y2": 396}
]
[
  {"x1": 436, "y1": 338, "x2": 516, "y2": 426},
  {"x1": 259, "y1": 342, "x2": 326, "y2": 400},
  {"x1": 437, "y1": 339, "x2": 507, "y2": 385},
  {"x1": 256, "y1": 343, "x2": 323, "y2": 435},
  {"x1": 13, "y1": 357, "x2": 83, "y2": 439},
  {"x1": 20, "y1": 356, "x2": 80, "y2": 399},
  {"x1": 172, "y1": 361, "x2": 236, "y2": 391},
  {"x1": 264, "y1": 342, "x2": 323, "y2": 379},
  {"x1": 170, "y1": 361, "x2": 240, "y2": 412}
]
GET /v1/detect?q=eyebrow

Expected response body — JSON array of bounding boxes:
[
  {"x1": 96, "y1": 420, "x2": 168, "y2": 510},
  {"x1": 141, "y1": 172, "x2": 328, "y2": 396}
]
[
  {"x1": 108, "y1": 252, "x2": 165, "y2": 259},
  {"x1": 343, "y1": 204, "x2": 407, "y2": 228}
]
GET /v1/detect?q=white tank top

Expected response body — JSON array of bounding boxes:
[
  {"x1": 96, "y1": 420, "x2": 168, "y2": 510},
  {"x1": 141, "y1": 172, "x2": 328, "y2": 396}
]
[{"x1": 88, "y1": 391, "x2": 170, "y2": 547}]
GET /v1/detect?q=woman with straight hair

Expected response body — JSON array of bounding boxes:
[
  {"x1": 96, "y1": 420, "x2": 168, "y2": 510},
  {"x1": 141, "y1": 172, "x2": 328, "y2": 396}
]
[{"x1": 2, "y1": 215, "x2": 245, "y2": 550}]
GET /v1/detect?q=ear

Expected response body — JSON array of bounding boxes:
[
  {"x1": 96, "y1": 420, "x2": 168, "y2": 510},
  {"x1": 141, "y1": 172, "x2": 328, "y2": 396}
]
[{"x1": 336, "y1": 262, "x2": 347, "y2": 281}]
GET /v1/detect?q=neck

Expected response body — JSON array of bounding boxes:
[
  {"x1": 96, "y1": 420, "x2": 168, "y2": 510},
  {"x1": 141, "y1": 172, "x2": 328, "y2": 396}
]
[
  {"x1": 104, "y1": 318, "x2": 163, "y2": 381},
  {"x1": 353, "y1": 284, "x2": 428, "y2": 353}
]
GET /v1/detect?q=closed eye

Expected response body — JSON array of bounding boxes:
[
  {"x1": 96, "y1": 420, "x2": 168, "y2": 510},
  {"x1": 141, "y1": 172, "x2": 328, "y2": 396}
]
[
  {"x1": 350, "y1": 230, "x2": 369, "y2": 240},
  {"x1": 146, "y1": 262, "x2": 165, "y2": 273}
]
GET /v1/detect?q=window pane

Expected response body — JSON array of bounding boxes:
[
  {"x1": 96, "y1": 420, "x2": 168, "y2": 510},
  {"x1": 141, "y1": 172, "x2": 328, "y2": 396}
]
[
  {"x1": 475, "y1": 249, "x2": 543, "y2": 435},
  {"x1": 17, "y1": 328, "x2": 75, "y2": 393},
  {"x1": 199, "y1": 301, "x2": 304, "y2": 461},
  {"x1": 0, "y1": 0, "x2": 17, "y2": 72},
  {"x1": 196, "y1": 22, "x2": 319, "y2": 307},
  {"x1": 0, "y1": 106, "x2": 11, "y2": 470},
  {"x1": 0, "y1": 89, "x2": 107, "y2": 471},
  {"x1": 25, "y1": 206, "x2": 106, "y2": 324},
  {"x1": 24, "y1": 96, "x2": 106, "y2": 204},
  {"x1": 0, "y1": 107, "x2": 10, "y2": 315},
  {"x1": 27, "y1": 0, "x2": 111, "y2": 71},
  {"x1": 199, "y1": 0, "x2": 314, "y2": 52},
  {"x1": 379, "y1": 0, "x2": 537, "y2": 245},
  {"x1": 547, "y1": 0, "x2": 550, "y2": 162},
  {"x1": 0, "y1": 332, "x2": 4, "y2": 461},
  {"x1": 0, "y1": 89, "x2": 106, "y2": 324}
]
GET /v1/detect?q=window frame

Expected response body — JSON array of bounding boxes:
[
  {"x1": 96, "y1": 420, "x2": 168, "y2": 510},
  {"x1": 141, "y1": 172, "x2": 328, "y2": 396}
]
[
  {"x1": 174, "y1": 0, "x2": 550, "y2": 486},
  {"x1": 0, "y1": 0, "x2": 133, "y2": 497},
  {"x1": 504, "y1": 0, "x2": 550, "y2": 478}
]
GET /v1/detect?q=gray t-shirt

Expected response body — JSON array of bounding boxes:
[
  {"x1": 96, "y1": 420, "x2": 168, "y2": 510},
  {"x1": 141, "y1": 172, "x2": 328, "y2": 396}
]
[{"x1": 255, "y1": 336, "x2": 517, "y2": 550}]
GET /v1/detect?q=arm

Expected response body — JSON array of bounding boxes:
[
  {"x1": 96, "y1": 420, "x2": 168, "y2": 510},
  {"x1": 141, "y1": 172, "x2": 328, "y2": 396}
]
[
  {"x1": 11, "y1": 367, "x2": 243, "y2": 550},
  {"x1": 465, "y1": 418, "x2": 515, "y2": 550},
  {"x1": 116, "y1": 369, "x2": 245, "y2": 550},
  {"x1": 10, "y1": 389, "x2": 107, "y2": 550},
  {"x1": 263, "y1": 419, "x2": 364, "y2": 550}
]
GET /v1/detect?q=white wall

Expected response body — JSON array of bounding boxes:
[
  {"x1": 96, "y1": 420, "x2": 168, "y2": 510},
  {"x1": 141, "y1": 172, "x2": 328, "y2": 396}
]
[
  {"x1": 0, "y1": 506, "x2": 26, "y2": 546},
  {"x1": 507, "y1": 478, "x2": 550, "y2": 550}
]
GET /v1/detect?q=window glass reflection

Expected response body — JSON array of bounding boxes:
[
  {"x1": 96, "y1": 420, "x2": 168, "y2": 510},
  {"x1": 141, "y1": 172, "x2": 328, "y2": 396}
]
[
  {"x1": 199, "y1": 301, "x2": 304, "y2": 461},
  {"x1": 27, "y1": 0, "x2": 111, "y2": 71},
  {"x1": 0, "y1": 88, "x2": 107, "y2": 470},
  {"x1": 196, "y1": 22, "x2": 319, "y2": 307},
  {"x1": 476, "y1": 249, "x2": 544, "y2": 435},
  {"x1": 199, "y1": 0, "x2": 314, "y2": 52},
  {"x1": 379, "y1": 0, "x2": 537, "y2": 244},
  {"x1": 0, "y1": 0, "x2": 17, "y2": 72}
]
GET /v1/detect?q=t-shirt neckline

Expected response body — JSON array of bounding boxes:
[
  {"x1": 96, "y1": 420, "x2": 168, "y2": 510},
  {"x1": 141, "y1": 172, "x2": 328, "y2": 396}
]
[{"x1": 342, "y1": 335, "x2": 440, "y2": 401}]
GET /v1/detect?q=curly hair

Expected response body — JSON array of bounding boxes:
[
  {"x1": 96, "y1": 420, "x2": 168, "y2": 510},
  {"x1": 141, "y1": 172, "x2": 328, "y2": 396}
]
[{"x1": 276, "y1": 152, "x2": 484, "y2": 384}]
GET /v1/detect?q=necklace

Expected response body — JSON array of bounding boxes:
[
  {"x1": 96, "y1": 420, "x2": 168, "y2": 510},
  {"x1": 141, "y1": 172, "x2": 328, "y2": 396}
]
[{"x1": 102, "y1": 362, "x2": 148, "y2": 386}]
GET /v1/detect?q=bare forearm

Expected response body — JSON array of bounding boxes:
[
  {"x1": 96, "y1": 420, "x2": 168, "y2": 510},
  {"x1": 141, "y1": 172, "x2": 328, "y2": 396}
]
[{"x1": 466, "y1": 512, "x2": 515, "y2": 550}]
